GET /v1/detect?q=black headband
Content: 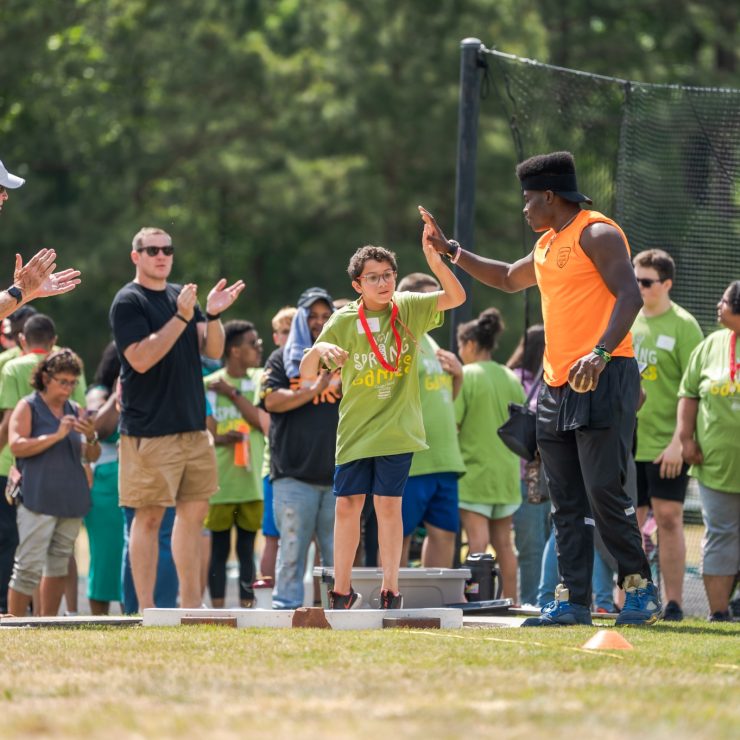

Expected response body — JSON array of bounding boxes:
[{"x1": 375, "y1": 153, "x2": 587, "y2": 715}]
[{"x1": 519, "y1": 173, "x2": 579, "y2": 192}]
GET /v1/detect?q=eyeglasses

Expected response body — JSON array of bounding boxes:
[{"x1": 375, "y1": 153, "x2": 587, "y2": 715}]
[
  {"x1": 636, "y1": 278, "x2": 665, "y2": 288},
  {"x1": 136, "y1": 245, "x2": 175, "y2": 257},
  {"x1": 358, "y1": 270, "x2": 397, "y2": 286},
  {"x1": 51, "y1": 376, "x2": 79, "y2": 389},
  {"x1": 245, "y1": 338, "x2": 263, "y2": 349}
]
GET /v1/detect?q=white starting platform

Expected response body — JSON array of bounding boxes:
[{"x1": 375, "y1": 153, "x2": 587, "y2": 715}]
[{"x1": 143, "y1": 607, "x2": 463, "y2": 630}]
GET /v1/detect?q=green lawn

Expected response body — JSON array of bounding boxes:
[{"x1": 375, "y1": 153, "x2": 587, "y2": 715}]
[{"x1": 1, "y1": 621, "x2": 738, "y2": 738}]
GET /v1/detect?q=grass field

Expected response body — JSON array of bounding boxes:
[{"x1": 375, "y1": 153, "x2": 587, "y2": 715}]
[{"x1": 1, "y1": 620, "x2": 738, "y2": 738}]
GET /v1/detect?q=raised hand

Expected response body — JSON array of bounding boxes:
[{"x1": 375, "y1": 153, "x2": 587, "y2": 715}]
[
  {"x1": 206, "y1": 278, "x2": 245, "y2": 317},
  {"x1": 13, "y1": 249, "x2": 56, "y2": 301},
  {"x1": 177, "y1": 283, "x2": 198, "y2": 321},
  {"x1": 418, "y1": 206, "x2": 452, "y2": 255},
  {"x1": 36, "y1": 268, "x2": 82, "y2": 298}
]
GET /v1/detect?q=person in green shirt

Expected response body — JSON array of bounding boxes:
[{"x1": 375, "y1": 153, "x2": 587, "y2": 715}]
[
  {"x1": 678, "y1": 281, "x2": 740, "y2": 622},
  {"x1": 204, "y1": 320, "x2": 268, "y2": 608},
  {"x1": 632, "y1": 249, "x2": 704, "y2": 621},
  {"x1": 396, "y1": 272, "x2": 465, "y2": 569},
  {"x1": 301, "y1": 235, "x2": 465, "y2": 610},
  {"x1": 455, "y1": 308, "x2": 525, "y2": 602}
]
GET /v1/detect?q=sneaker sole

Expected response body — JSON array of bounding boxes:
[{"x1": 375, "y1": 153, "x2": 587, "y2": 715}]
[{"x1": 615, "y1": 612, "x2": 661, "y2": 626}]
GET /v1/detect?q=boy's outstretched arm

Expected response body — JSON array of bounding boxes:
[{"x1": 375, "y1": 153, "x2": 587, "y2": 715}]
[
  {"x1": 300, "y1": 342, "x2": 349, "y2": 378},
  {"x1": 421, "y1": 223, "x2": 466, "y2": 312}
]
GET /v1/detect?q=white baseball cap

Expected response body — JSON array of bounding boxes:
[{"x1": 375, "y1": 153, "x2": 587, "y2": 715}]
[{"x1": 0, "y1": 160, "x2": 25, "y2": 189}]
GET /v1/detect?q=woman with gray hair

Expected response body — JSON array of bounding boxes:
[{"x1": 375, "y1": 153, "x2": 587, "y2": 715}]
[{"x1": 6, "y1": 348, "x2": 99, "y2": 616}]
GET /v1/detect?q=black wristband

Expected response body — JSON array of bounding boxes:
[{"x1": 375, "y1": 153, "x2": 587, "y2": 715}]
[
  {"x1": 206, "y1": 312, "x2": 221, "y2": 322},
  {"x1": 175, "y1": 312, "x2": 189, "y2": 324}
]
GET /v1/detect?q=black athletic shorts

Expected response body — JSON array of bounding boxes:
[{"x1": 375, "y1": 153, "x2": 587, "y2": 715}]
[{"x1": 635, "y1": 460, "x2": 689, "y2": 507}]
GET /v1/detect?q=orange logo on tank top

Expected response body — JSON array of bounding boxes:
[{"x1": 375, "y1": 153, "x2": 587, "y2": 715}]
[{"x1": 557, "y1": 246, "x2": 571, "y2": 268}]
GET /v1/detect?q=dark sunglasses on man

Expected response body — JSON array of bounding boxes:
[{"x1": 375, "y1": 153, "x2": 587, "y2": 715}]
[
  {"x1": 136, "y1": 245, "x2": 175, "y2": 257},
  {"x1": 636, "y1": 277, "x2": 665, "y2": 288}
]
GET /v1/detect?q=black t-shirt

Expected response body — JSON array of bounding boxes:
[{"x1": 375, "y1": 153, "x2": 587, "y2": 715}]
[
  {"x1": 259, "y1": 347, "x2": 340, "y2": 485},
  {"x1": 110, "y1": 281, "x2": 206, "y2": 437}
]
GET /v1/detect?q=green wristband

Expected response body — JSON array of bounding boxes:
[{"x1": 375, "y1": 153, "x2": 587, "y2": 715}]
[{"x1": 592, "y1": 346, "x2": 612, "y2": 362}]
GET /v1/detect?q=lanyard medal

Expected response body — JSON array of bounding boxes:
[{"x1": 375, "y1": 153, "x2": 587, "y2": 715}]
[{"x1": 358, "y1": 300, "x2": 402, "y2": 373}]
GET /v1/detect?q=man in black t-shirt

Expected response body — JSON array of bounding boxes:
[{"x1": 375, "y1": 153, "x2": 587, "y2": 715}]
[
  {"x1": 259, "y1": 287, "x2": 340, "y2": 609},
  {"x1": 109, "y1": 226, "x2": 244, "y2": 610}
]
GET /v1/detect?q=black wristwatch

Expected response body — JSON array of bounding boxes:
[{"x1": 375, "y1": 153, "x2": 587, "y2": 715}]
[
  {"x1": 206, "y1": 312, "x2": 221, "y2": 322},
  {"x1": 6, "y1": 285, "x2": 22, "y2": 304},
  {"x1": 446, "y1": 240, "x2": 461, "y2": 259}
]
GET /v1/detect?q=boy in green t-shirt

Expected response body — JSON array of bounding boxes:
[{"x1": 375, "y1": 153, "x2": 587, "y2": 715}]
[
  {"x1": 632, "y1": 249, "x2": 703, "y2": 621},
  {"x1": 300, "y1": 226, "x2": 465, "y2": 609},
  {"x1": 204, "y1": 319, "x2": 268, "y2": 608}
]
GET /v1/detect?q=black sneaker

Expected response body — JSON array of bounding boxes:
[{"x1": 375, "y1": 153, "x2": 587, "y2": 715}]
[
  {"x1": 662, "y1": 600, "x2": 684, "y2": 622},
  {"x1": 328, "y1": 588, "x2": 362, "y2": 610},
  {"x1": 379, "y1": 589, "x2": 403, "y2": 609},
  {"x1": 708, "y1": 610, "x2": 731, "y2": 622}
]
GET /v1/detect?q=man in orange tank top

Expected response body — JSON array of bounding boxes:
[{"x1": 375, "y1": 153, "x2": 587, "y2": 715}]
[{"x1": 419, "y1": 151, "x2": 660, "y2": 626}]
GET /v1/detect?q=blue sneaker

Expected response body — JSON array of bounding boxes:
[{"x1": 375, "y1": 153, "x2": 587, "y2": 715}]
[
  {"x1": 522, "y1": 585, "x2": 593, "y2": 627},
  {"x1": 615, "y1": 575, "x2": 661, "y2": 626}
]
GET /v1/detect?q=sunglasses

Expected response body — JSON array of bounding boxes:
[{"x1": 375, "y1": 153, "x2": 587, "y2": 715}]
[
  {"x1": 636, "y1": 277, "x2": 665, "y2": 288},
  {"x1": 137, "y1": 245, "x2": 174, "y2": 257}
]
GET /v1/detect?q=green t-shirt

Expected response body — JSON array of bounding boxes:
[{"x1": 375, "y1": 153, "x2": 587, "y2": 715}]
[
  {"x1": 632, "y1": 302, "x2": 704, "y2": 460},
  {"x1": 0, "y1": 346, "x2": 21, "y2": 376},
  {"x1": 409, "y1": 334, "x2": 465, "y2": 477},
  {"x1": 678, "y1": 329, "x2": 740, "y2": 493},
  {"x1": 316, "y1": 291, "x2": 442, "y2": 465},
  {"x1": 204, "y1": 367, "x2": 264, "y2": 505},
  {"x1": 455, "y1": 361, "x2": 524, "y2": 506},
  {"x1": 0, "y1": 352, "x2": 88, "y2": 477}
]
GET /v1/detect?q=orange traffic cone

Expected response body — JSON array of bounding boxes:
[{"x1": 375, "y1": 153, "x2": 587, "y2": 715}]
[{"x1": 581, "y1": 629, "x2": 634, "y2": 650}]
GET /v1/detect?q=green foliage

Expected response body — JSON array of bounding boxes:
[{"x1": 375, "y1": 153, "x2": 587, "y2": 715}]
[{"x1": 0, "y1": 0, "x2": 736, "y2": 368}]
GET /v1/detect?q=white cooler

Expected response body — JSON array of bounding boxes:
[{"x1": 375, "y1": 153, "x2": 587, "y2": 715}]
[{"x1": 314, "y1": 567, "x2": 472, "y2": 609}]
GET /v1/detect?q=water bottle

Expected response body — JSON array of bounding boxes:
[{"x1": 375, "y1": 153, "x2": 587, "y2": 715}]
[{"x1": 464, "y1": 552, "x2": 497, "y2": 602}]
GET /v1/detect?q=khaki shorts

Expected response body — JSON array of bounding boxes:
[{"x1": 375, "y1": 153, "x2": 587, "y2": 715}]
[
  {"x1": 119, "y1": 431, "x2": 218, "y2": 508},
  {"x1": 204, "y1": 501, "x2": 264, "y2": 532}
]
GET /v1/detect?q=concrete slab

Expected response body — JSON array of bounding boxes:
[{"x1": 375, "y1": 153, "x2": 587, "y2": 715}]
[
  {"x1": 143, "y1": 607, "x2": 463, "y2": 630},
  {"x1": 463, "y1": 615, "x2": 526, "y2": 629},
  {"x1": 0, "y1": 615, "x2": 142, "y2": 628}
]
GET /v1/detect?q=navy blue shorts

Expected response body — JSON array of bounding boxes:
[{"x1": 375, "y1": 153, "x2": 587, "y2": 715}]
[
  {"x1": 334, "y1": 453, "x2": 413, "y2": 498},
  {"x1": 401, "y1": 472, "x2": 459, "y2": 536}
]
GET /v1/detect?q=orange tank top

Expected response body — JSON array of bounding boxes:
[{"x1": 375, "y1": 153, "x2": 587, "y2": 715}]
[{"x1": 533, "y1": 210, "x2": 634, "y2": 386}]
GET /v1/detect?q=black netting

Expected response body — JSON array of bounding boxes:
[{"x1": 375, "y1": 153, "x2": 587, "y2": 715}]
[{"x1": 485, "y1": 48, "x2": 740, "y2": 334}]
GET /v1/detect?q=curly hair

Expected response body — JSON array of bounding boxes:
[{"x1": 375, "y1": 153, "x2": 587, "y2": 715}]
[
  {"x1": 347, "y1": 245, "x2": 398, "y2": 281},
  {"x1": 31, "y1": 348, "x2": 83, "y2": 392},
  {"x1": 516, "y1": 151, "x2": 576, "y2": 180}
]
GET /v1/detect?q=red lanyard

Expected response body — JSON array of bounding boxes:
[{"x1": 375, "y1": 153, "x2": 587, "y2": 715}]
[
  {"x1": 730, "y1": 332, "x2": 739, "y2": 383},
  {"x1": 358, "y1": 300, "x2": 402, "y2": 373}
]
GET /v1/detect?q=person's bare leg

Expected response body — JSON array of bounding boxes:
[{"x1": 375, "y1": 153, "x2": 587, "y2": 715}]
[
  {"x1": 489, "y1": 516, "x2": 518, "y2": 602},
  {"x1": 400, "y1": 535, "x2": 412, "y2": 567},
  {"x1": 704, "y1": 574, "x2": 734, "y2": 615},
  {"x1": 636, "y1": 505, "x2": 649, "y2": 540},
  {"x1": 172, "y1": 500, "x2": 210, "y2": 608},
  {"x1": 40, "y1": 575, "x2": 67, "y2": 616},
  {"x1": 333, "y1": 495, "x2": 365, "y2": 594},
  {"x1": 32, "y1": 584, "x2": 41, "y2": 615},
  {"x1": 313, "y1": 539, "x2": 322, "y2": 605},
  {"x1": 89, "y1": 598, "x2": 110, "y2": 616},
  {"x1": 7, "y1": 587, "x2": 32, "y2": 617},
  {"x1": 421, "y1": 523, "x2": 456, "y2": 568},
  {"x1": 260, "y1": 536, "x2": 279, "y2": 580},
  {"x1": 129, "y1": 505, "x2": 166, "y2": 611},
  {"x1": 460, "y1": 510, "x2": 490, "y2": 555},
  {"x1": 652, "y1": 498, "x2": 686, "y2": 605},
  {"x1": 199, "y1": 531, "x2": 211, "y2": 601},
  {"x1": 374, "y1": 496, "x2": 403, "y2": 594},
  {"x1": 64, "y1": 556, "x2": 78, "y2": 613}
]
